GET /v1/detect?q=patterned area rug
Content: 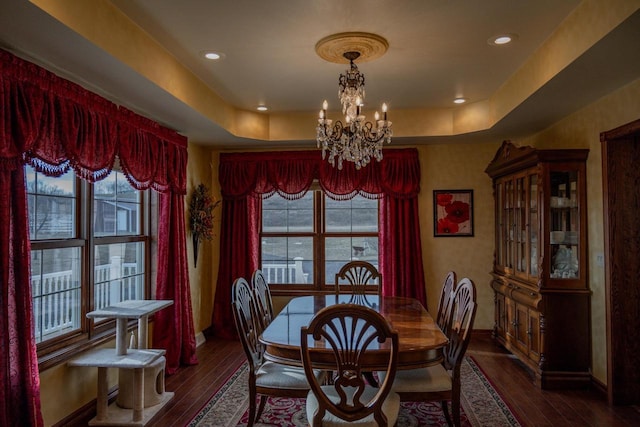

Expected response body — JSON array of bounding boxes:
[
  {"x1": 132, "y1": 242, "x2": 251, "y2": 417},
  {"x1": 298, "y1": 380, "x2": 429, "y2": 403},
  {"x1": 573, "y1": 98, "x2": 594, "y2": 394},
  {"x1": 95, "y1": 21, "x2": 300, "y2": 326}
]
[{"x1": 188, "y1": 357, "x2": 521, "y2": 426}]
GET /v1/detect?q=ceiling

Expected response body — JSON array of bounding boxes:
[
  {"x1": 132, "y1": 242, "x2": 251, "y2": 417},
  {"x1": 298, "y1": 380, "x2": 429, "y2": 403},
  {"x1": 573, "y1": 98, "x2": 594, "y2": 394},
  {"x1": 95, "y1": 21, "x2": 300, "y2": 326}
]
[{"x1": 1, "y1": 0, "x2": 640, "y2": 148}]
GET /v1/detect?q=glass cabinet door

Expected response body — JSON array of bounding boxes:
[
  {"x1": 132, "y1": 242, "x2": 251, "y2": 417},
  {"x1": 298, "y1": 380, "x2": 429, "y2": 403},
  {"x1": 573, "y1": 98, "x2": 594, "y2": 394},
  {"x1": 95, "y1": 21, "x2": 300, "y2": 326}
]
[
  {"x1": 515, "y1": 175, "x2": 526, "y2": 275},
  {"x1": 505, "y1": 179, "x2": 514, "y2": 271},
  {"x1": 549, "y1": 171, "x2": 579, "y2": 279},
  {"x1": 529, "y1": 174, "x2": 538, "y2": 277},
  {"x1": 496, "y1": 181, "x2": 505, "y2": 268}
]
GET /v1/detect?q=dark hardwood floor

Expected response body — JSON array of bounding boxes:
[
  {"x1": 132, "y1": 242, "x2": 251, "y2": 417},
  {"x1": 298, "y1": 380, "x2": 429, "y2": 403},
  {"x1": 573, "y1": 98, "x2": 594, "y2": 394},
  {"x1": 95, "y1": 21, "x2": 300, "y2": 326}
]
[{"x1": 146, "y1": 332, "x2": 640, "y2": 427}]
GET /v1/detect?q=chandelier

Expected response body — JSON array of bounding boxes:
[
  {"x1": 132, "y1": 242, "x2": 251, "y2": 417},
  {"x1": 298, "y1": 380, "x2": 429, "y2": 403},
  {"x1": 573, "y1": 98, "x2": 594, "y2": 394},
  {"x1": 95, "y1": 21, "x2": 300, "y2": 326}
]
[{"x1": 316, "y1": 51, "x2": 392, "y2": 170}]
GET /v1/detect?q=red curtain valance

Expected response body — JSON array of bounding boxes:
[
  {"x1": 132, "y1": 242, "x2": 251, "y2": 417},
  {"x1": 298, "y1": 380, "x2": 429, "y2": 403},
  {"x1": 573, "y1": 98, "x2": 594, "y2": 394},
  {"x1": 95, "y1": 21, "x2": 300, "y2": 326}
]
[
  {"x1": 219, "y1": 148, "x2": 420, "y2": 200},
  {"x1": 0, "y1": 49, "x2": 187, "y2": 194}
]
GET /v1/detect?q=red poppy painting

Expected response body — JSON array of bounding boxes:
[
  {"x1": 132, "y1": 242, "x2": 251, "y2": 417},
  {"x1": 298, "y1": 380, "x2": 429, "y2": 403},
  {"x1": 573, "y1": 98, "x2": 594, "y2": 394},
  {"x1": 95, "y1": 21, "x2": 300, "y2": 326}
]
[{"x1": 433, "y1": 190, "x2": 474, "y2": 236}]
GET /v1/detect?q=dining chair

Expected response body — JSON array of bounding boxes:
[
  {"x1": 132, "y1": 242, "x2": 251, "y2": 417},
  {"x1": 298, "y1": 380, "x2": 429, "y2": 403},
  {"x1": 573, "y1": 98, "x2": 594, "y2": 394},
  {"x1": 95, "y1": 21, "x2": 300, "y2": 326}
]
[
  {"x1": 436, "y1": 271, "x2": 457, "y2": 337},
  {"x1": 334, "y1": 260, "x2": 383, "y2": 386},
  {"x1": 300, "y1": 303, "x2": 400, "y2": 427},
  {"x1": 251, "y1": 269, "x2": 274, "y2": 332},
  {"x1": 335, "y1": 260, "x2": 382, "y2": 304},
  {"x1": 231, "y1": 277, "x2": 324, "y2": 427},
  {"x1": 378, "y1": 277, "x2": 477, "y2": 427}
]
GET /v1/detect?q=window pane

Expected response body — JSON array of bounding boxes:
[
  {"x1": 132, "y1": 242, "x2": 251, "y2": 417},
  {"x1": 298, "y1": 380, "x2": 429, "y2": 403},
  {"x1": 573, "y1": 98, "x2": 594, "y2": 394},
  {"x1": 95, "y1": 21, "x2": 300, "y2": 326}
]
[
  {"x1": 26, "y1": 163, "x2": 151, "y2": 355},
  {"x1": 262, "y1": 193, "x2": 313, "y2": 232},
  {"x1": 325, "y1": 237, "x2": 379, "y2": 280},
  {"x1": 260, "y1": 191, "x2": 380, "y2": 290},
  {"x1": 31, "y1": 247, "x2": 81, "y2": 343},
  {"x1": 94, "y1": 242, "x2": 145, "y2": 309},
  {"x1": 94, "y1": 171, "x2": 141, "y2": 237},
  {"x1": 326, "y1": 196, "x2": 378, "y2": 232},
  {"x1": 261, "y1": 237, "x2": 313, "y2": 284},
  {"x1": 26, "y1": 166, "x2": 76, "y2": 240}
]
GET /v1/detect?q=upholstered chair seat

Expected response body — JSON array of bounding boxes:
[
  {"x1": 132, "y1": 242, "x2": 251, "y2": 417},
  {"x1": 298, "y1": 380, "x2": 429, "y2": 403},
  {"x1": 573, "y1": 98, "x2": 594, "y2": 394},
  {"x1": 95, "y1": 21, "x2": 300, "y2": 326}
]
[
  {"x1": 256, "y1": 361, "x2": 323, "y2": 389},
  {"x1": 379, "y1": 364, "x2": 452, "y2": 393},
  {"x1": 306, "y1": 385, "x2": 401, "y2": 427}
]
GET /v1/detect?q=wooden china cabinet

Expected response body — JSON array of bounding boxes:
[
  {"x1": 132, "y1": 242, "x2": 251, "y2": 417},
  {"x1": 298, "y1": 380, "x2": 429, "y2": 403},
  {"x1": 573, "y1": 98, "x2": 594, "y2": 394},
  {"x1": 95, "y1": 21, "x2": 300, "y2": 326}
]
[{"x1": 485, "y1": 141, "x2": 591, "y2": 389}]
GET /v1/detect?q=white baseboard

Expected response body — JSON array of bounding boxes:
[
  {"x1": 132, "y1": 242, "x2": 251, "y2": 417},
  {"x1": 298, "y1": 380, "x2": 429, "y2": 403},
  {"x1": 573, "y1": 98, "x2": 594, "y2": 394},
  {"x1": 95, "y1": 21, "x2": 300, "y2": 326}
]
[{"x1": 195, "y1": 331, "x2": 206, "y2": 347}]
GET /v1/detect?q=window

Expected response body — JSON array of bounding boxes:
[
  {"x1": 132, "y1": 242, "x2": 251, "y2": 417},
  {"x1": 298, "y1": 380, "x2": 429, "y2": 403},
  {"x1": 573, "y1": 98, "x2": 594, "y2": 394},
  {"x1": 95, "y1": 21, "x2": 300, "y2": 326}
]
[
  {"x1": 260, "y1": 191, "x2": 379, "y2": 292},
  {"x1": 26, "y1": 165, "x2": 150, "y2": 367}
]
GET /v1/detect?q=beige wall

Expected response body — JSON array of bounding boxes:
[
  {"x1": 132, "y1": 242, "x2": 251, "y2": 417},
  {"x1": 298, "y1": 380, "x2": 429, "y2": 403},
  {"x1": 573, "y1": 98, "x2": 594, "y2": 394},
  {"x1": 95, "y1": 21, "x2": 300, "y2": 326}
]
[
  {"x1": 519, "y1": 76, "x2": 640, "y2": 384},
  {"x1": 418, "y1": 142, "x2": 499, "y2": 330},
  {"x1": 185, "y1": 143, "x2": 218, "y2": 336}
]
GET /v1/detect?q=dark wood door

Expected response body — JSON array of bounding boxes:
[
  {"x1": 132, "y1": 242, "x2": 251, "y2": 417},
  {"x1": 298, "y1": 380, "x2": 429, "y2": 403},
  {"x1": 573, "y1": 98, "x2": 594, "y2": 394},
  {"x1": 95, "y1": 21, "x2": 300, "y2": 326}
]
[{"x1": 601, "y1": 119, "x2": 640, "y2": 405}]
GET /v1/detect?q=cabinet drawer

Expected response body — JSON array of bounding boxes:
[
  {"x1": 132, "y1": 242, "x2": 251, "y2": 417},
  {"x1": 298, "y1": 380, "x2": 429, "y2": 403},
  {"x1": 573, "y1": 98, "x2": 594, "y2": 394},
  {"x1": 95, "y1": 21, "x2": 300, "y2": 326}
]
[
  {"x1": 511, "y1": 285, "x2": 540, "y2": 307},
  {"x1": 490, "y1": 278, "x2": 510, "y2": 295}
]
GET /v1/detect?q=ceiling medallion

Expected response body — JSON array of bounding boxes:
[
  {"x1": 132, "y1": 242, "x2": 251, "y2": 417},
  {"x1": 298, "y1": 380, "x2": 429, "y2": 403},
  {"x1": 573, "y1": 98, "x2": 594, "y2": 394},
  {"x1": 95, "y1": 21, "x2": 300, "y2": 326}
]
[
  {"x1": 315, "y1": 33, "x2": 392, "y2": 170},
  {"x1": 315, "y1": 32, "x2": 389, "y2": 64}
]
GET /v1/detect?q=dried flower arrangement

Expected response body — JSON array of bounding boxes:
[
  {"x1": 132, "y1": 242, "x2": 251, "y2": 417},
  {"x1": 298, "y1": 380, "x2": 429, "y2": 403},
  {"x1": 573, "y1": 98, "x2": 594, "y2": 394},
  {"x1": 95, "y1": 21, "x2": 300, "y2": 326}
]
[{"x1": 189, "y1": 183, "x2": 220, "y2": 266}]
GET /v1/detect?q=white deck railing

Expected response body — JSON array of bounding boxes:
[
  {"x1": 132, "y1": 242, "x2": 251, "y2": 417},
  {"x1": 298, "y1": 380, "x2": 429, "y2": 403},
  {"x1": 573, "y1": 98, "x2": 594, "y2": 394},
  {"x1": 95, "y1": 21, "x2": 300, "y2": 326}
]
[
  {"x1": 262, "y1": 257, "x2": 308, "y2": 284},
  {"x1": 31, "y1": 258, "x2": 140, "y2": 341},
  {"x1": 93, "y1": 259, "x2": 140, "y2": 310},
  {"x1": 31, "y1": 256, "x2": 307, "y2": 341},
  {"x1": 31, "y1": 270, "x2": 78, "y2": 340}
]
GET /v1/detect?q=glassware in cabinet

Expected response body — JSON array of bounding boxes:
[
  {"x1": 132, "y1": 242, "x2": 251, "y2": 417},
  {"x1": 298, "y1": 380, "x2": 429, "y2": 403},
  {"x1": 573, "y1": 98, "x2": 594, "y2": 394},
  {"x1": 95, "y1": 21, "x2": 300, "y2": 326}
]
[{"x1": 549, "y1": 171, "x2": 580, "y2": 279}]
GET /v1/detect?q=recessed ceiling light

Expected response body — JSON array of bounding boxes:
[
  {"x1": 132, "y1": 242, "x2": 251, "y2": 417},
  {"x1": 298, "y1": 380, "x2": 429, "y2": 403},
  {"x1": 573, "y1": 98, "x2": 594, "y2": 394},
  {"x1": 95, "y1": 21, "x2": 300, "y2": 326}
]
[
  {"x1": 257, "y1": 105, "x2": 268, "y2": 112},
  {"x1": 202, "y1": 51, "x2": 223, "y2": 60},
  {"x1": 488, "y1": 34, "x2": 518, "y2": 46},
  {"x1": 454, "y1": 97, "x2": 466, "y2": 104}
]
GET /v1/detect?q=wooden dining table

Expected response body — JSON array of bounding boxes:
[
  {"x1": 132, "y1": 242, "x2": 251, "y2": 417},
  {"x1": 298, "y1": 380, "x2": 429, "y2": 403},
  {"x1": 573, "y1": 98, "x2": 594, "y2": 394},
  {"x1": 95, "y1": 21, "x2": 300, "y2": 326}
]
[{"x1": 259, "y1": 294, "x2": 448, "y2": 371}]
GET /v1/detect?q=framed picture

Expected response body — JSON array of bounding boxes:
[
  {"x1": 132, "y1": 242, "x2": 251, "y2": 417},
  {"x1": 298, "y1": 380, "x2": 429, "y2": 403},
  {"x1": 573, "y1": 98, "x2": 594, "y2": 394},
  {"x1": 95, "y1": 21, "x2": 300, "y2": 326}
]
[{"x1": 433, "y1": 189, "x2": 474, "y2": 237}]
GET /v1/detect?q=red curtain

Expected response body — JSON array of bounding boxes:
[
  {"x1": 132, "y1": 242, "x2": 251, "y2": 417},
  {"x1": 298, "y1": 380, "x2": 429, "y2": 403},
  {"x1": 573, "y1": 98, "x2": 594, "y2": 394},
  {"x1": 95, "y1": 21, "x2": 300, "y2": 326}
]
[
  {"x1": 152, "y1": 193, "x2": 198, "y2": 373},
  {"x1": 0, "y1": 169, "x2": 43, "y2": 427},
  {"x1": 211, "y1": 196, "x2": 260, "y2": 339},
  {"x1": 380, "y1": 194, "x2": 426, "y2": 305},
  {"x1": 0, "y1": 48, "x2": 195, "y2": 422},
  {"x1": 217, "y1": 150, "x2": 419, "y2": 200},
  {"x1": 0, "y1": 50, "x2": 187, "y2": 191},
  {"x1": 212, "y1": 149, "x2": 425, "y2": 336}
]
